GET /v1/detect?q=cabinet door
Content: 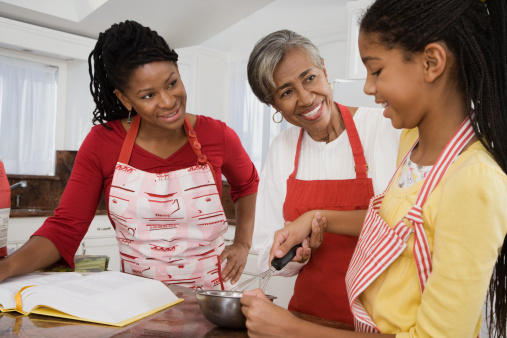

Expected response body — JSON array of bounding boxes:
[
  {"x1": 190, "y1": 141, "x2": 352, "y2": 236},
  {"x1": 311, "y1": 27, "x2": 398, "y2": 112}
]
[
  {"x1": 80, "y1": 215, "x2": 120, "y2": 271},
  {"x1": 345, "y1": 0, "x2": 375, "y2": 79}
]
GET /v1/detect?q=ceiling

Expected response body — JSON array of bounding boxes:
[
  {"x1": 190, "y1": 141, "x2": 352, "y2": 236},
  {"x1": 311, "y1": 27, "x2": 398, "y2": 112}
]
[{"x1": 0, "y1": 0, "x2": 274, "y2": 48}]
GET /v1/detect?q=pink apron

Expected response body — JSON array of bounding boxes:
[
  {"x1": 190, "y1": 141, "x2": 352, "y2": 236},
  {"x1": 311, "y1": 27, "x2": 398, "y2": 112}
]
[
  {"x1": 345, "y1": 116, "x2": 475, "y2": 332},
  {"x1": 108, "y1": 115, "x2": 227, "y2": 289}
]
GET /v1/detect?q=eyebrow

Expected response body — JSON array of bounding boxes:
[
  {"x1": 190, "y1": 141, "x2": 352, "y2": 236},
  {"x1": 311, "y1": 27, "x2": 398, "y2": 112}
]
[
  {"x1": 361, "y1": 56, "x2": 381, "y2": 63},
  {"x1": 136, "y1": 72, "x2": 176, "y2": 95},
  {"x1": 276, "y1": 68, "x2": 312, "y2": 92}
]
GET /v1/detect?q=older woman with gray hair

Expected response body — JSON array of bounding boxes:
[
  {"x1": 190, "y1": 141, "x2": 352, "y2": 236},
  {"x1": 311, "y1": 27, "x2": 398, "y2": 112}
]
[{"x1": 248, "y1": 29, "x2": 400, "y2": 326}]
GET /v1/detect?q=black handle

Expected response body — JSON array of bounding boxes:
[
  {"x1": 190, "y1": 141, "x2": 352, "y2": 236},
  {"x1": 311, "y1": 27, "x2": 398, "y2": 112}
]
[{"x1": 270, "y1": 244, "x2": 302, "y2": 271}]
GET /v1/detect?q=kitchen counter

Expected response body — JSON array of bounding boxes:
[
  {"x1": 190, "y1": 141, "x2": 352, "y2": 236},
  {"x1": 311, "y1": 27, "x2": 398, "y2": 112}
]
[{"x1": 0, "y1": 285, "x2": 247, "y2": 337}]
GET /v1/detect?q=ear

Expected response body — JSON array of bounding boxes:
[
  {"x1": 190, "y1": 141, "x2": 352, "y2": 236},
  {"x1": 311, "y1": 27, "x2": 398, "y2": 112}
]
[
  {"x1": 422, "y1": 42, "x2": 447, "y2": 83},
  {"x1": 114, "y1": 89, "x2": 132, "y2": 111}
]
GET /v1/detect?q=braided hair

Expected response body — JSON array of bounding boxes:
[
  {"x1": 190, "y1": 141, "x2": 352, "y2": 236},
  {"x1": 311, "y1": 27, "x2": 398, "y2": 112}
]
[
  {"x1": 88, "y1": 20, "x2": 179, "y2": 125},
  {"x1": 361, "y1": 0, "x2": 507, "y2": 336}
]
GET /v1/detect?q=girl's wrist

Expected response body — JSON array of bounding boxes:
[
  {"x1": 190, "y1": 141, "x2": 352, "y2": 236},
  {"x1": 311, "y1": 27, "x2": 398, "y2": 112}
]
[{"x1": 302, "y1": 210, "x2": 318, "y2": 230}]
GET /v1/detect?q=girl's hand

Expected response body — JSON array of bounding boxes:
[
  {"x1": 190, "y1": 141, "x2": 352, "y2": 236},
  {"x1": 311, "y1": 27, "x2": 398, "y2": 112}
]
[
  {"x1": 309, "y1": 212, "x2": 327, "y2": 249},
  {"x1": 241, "y1": 288, "x2": 298, "y2": 337},
  {"x1": 292, "y1": 212, "x2": 327, "y2": 263},
  {"x1": 270, "y1": 211, "x2": 327, "y2": 264},
  {"x1": 220, "y1": 242, "x2": 249, "y2": 283}
]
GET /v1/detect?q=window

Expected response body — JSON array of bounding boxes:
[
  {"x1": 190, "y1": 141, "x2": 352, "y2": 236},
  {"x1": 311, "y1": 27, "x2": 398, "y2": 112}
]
[
  {"x1": 0, "y1": 54, "x2": 58, "y2": 175},
  {"x1": 228, "y1": 60, "x2": 289, "y2": 172}
]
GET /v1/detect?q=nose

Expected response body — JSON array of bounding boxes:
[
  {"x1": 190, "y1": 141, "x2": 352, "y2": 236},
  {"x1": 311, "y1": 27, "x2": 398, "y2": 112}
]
[
  {"x1": 158, "y1": 89, "x2": 175, "y2": 109},
  {"x1": 297, "y1": 88, "x2": 314, "y2": 107},
  {"x1": 363, "y1": 76, "x2": 376, "y2": 96}
]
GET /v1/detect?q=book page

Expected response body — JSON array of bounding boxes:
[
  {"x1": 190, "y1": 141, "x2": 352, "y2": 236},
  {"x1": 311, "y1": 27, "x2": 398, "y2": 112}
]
[
  {"x1": 21, "y1": 271, "x2": 182, "y2": 326},
  {"x1": 0, "y1": 272, "x2": 82, "y2": 311}
]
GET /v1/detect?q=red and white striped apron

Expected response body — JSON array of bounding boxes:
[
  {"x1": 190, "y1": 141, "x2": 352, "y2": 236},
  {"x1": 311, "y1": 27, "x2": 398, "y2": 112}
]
[
  {"x1": 345, "y1": 116, "x2": 475, "y2": 332},
  {"x1": 108, "y1": 115, "x2": 227, "y2": 289}
]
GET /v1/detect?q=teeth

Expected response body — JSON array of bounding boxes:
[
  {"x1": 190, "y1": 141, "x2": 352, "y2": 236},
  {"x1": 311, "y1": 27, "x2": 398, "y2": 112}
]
[
  {"x1": 381, "y1": 102, "x2": 388, "y2": 108},
  {"x1": 161, "y1": 110, "x2": 178, "y2": 118},
  {"x1": 303, "y1": 103, "x2": 321, "y2": 118}
]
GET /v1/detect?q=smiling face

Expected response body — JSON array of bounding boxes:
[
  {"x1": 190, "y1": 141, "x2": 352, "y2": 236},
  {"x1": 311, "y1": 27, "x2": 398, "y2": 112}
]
[
  {"x1": 271, "y1": 47, "x2": 335, "y2": 137},
  {"x1": 115, "y1": 60, "x2": 187, "y2": 132},
  {"x1": 359, "y1": 32, "x2": 427, "y2": 129}
]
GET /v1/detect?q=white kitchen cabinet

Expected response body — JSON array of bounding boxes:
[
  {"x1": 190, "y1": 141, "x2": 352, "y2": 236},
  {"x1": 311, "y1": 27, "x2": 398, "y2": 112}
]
[
  {"x1": 175, "y1": 46, "x2": 229, "y2": 122},
  {"x1": 74, "y1": 215, "x2": 120, "y2": 271},
  {"x1": 345, "y1": 0, "x2": 375, "y2": 79},
  {"x1": 7, "y1": 215, "x2": 120, "y2": 271}
]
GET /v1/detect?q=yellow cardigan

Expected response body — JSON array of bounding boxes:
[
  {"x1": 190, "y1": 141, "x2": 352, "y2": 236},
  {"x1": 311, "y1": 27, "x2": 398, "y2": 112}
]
[{"x1": 360, "y1": 129, "x2": 507, "y2": 337}]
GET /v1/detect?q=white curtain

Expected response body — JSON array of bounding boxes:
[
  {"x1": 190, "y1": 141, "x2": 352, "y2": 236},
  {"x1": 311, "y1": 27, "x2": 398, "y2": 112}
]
[
  {"x1": 228, "y1": 60, "x2": 290, "y2": 172},
  {"x1": 0, "y1": 55, "x2": 57, "y2": 175}
]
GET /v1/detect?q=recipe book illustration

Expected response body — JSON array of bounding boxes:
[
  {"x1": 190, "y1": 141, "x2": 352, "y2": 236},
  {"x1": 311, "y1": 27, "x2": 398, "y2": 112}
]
[{"x1": 0, "y1": 271, "x2": 183, "y2": 326}]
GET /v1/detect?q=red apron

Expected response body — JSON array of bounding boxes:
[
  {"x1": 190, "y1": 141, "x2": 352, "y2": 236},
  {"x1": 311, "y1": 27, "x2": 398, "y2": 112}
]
[
  {"x1": 285, "y1": 104, "x2": 373, "y2": 324},
  {"x1": 345, "y1": 117, "x2": 474, "y2": 332},
  {"x1": 108, "y1": 115, "x2": 227, "y2": 289}
]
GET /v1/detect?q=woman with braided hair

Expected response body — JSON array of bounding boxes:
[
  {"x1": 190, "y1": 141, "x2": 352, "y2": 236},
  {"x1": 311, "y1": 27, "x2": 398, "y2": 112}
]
[
  {"x1": 241, "y1": 0, "x2": 507, "y2": 337},
  {"x1": 0, "y1": 20, "x2": 259, "y2": 289}
]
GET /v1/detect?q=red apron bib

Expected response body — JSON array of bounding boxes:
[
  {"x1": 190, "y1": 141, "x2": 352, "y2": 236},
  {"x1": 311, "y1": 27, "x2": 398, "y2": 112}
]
[
  {"x1": 346, "y1": 117, "x2": 475, "y2": 332},
  {"x1": 108, "y1": 115, "x2": 227, "y2": 289},
  {"x1": 285, "y1": 104, "x2": 374, "y2": 324}
]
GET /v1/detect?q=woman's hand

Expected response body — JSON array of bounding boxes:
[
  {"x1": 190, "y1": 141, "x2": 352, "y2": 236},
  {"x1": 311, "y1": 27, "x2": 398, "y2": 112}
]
[
  {"x1": 220, "y1": 242, "x2": 249, "y2": 283},
  {"x1": 241, "y1": 288, "x2": 299, "y2": 337},
  {"x1": 270, "y1": 211, "x2": 327, "y2": 264}
]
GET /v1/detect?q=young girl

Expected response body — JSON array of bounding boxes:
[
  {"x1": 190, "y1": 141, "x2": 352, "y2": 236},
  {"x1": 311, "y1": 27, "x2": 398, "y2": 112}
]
[{"x1": 241, "y1": 0, "x2": 507, "y2": 337}]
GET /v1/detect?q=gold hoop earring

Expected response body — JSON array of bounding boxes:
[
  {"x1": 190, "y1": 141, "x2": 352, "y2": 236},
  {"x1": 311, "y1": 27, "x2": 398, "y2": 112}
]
[
  {"x1": 127, "y1": 109, "x2": 132, "y2": 125},
  {"x1": 272, "y1": 110, "x2": 283, "y2": 124}
]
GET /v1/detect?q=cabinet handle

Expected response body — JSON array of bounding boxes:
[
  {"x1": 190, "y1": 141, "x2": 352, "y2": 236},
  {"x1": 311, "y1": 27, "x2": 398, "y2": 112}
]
[{"x1": 97, "y1": 227, "x2": 112, "y2": 231}]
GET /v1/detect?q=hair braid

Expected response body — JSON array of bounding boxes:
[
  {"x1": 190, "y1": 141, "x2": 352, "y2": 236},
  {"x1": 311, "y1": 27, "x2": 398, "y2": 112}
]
[{"x1": 88, "y1": 20, "x2": 178, "y2": 126}]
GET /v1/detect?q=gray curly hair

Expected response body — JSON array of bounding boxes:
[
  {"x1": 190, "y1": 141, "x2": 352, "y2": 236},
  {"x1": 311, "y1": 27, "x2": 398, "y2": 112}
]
[{"x1": 247, "y1": 29, "x2": 322, "y2": 105}]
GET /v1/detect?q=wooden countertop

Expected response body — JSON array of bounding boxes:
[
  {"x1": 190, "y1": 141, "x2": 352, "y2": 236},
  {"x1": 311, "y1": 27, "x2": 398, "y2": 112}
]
[{"x1": 0, "y1": 285, "x2": 247, "y2": 337}]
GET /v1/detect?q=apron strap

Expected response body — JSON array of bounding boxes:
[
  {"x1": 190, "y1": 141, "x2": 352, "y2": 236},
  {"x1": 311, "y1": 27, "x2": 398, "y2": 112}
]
[
  {"x1": 289, "y1": 128, "x2": 305, "y2": 179},
  {"x1": 406, "y1": 115, "x2": 475, "y2": 291},
  {"x1": 117, "y1": 115, "x2": 209, "y2": 167},
  {"x1": 338, "y1": 104, "x2": 368, "y2": 179},
  {"x1": 184, "y1": 118, "x2": 209, "y2": 165},
  {"x1": 289, "y1": 102, "x2": 370, "y2": 179},
  {"x1": 118, "y1": 114, "x2": 141, "y2": 164},
  {"x1": 216, "y1": 255, "x2": 225, "y2": 291}
]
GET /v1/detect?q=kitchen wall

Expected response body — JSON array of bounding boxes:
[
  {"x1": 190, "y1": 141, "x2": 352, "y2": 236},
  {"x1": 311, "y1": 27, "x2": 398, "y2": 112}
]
[{"x1": 1, "y1": 0, "x2": 359, "y2": 151}]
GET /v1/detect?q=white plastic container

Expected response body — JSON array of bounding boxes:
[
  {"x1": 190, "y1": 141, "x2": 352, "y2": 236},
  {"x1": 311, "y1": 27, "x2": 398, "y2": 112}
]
[{"x1": 0, "y1": 159, "x2": 10, "y2": 257}]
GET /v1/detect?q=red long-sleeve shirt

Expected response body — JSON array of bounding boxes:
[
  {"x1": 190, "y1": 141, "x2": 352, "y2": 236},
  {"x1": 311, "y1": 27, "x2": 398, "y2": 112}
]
[{"x1": 33, "y1": 115, "x2": 258, "y2": 267}]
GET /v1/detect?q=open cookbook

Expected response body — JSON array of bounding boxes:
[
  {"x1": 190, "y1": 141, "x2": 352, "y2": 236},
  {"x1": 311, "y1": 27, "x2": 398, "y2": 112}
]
[{"x1": 0, "y1": 271, "x2": 183, "y2": 326}]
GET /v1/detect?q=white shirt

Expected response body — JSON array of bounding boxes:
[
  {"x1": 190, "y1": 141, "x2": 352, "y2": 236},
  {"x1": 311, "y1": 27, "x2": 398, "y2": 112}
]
[{"x1": 252, "y1": 107, "x2": 401, "y2": 274}]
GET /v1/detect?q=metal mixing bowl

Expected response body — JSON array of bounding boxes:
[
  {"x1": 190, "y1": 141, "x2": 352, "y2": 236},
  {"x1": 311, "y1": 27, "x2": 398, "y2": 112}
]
[{"x1": 195, "y1": 289, "x2": 276, "y2": 329}]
